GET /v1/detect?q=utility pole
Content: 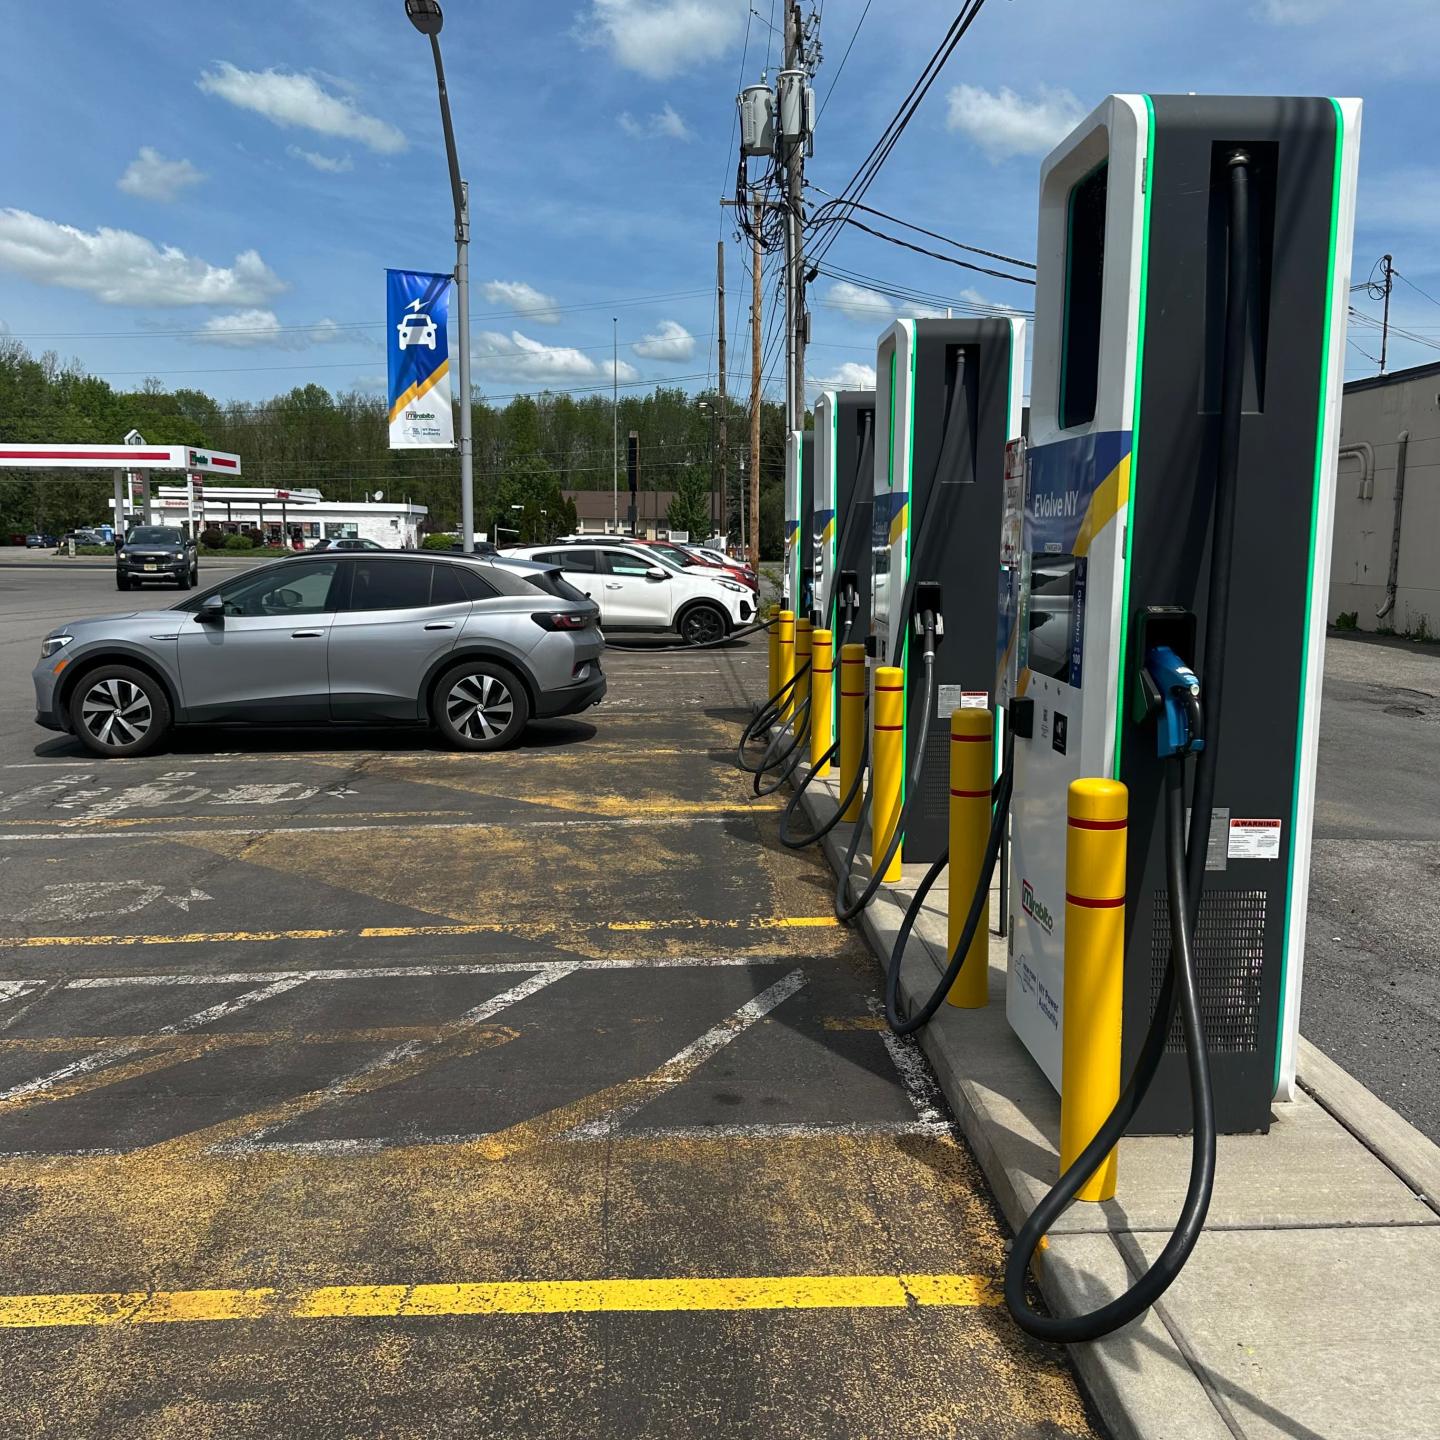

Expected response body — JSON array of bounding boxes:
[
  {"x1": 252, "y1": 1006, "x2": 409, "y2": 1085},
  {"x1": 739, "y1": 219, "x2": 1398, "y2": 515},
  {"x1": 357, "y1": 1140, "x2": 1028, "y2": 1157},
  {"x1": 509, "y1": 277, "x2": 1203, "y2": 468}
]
[
  {"x1": 716, "y1": 239, "x2": 727, "y2": 542},
  {"x1": 750, "y1": 190, "x2": 763, "y2": 566},
  {"x1": 1380, "y1": 253, "x2": 1394, "y2": 375},
  {"x1": 612, "y1": 316, "x2": 619, "y2": 532},
  {"x1": 781, "y1": 1, "x2": 807, "y2": 435}
]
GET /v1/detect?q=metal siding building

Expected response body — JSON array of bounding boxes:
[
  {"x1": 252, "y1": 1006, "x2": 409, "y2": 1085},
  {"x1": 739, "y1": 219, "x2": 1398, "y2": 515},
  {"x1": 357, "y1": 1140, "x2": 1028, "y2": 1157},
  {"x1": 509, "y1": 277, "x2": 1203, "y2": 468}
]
[{"x1": 1329, "y1": 360, "x2": 1440, "y2": 634}]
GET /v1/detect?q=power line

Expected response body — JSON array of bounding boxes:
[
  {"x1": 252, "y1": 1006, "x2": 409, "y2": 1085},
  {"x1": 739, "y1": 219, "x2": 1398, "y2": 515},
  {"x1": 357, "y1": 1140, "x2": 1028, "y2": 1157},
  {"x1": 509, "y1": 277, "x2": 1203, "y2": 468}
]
[
  {"x1": 813, "y1": 0, "x2": 871, "y2": 128},
  {"x1": 816, "y1": 211, "x2": 1035, "y2": 285},
  {"x1": 4, "y1": 288, "x2": 715, "y2": 343},
  {"x1": 807, "y1": 0, "x2": 992, "y2": 273},
  {"x1": 808, "y1": 196, "x2": 1034, "y2": 270}
]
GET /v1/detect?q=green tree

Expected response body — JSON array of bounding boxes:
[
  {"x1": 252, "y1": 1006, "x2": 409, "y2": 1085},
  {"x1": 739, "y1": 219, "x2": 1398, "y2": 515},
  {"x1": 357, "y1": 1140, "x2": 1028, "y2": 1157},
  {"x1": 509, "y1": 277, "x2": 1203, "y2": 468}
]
[{"x1": 666, "y1": 462, "x2": 711, "y2": 540}]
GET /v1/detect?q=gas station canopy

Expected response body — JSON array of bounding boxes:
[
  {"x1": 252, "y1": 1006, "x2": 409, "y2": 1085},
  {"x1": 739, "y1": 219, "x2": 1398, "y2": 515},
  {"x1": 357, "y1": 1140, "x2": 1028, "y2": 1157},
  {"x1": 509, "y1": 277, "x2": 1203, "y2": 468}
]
[{"x1": 0, "y1": 444, "x2": 241, "y2": 474}]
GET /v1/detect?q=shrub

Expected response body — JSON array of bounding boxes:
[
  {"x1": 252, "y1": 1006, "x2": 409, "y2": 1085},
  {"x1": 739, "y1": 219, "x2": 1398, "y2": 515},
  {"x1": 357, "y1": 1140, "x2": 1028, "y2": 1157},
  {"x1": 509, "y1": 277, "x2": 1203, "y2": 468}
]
[
  {"x1": 1333, "y1": 611, "x2": 1358, "y2": 631},
  {"x1": 421, "y1": 532, "x2": 458, "y2": 550},
  {"x1": 200, "y1": 527, "x2": 224, "y2": 549},
  {"x1": 76, "y1": 545, "x2": 114, "y2": 556},
  {"x1": 223, "y1": 534, "x2": 254, "y2": 550}
]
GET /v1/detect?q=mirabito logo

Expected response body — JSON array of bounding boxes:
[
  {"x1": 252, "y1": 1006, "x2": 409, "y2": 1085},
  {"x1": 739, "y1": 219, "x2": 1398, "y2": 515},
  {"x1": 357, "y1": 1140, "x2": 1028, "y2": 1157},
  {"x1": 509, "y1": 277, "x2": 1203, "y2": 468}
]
[
  {"x1": 405, "y1": 410, "x2": 436, "y2": 421},
  {"x1": 1021, "y1": 879, "x2": 1054, "y2": 934}
]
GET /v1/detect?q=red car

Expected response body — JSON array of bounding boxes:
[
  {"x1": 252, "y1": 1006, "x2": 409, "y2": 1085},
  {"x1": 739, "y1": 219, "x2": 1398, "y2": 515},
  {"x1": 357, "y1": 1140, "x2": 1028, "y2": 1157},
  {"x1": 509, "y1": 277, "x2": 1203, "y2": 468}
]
[{"x1": 627, "y1": 538, "x2": 759, "y2": 592}]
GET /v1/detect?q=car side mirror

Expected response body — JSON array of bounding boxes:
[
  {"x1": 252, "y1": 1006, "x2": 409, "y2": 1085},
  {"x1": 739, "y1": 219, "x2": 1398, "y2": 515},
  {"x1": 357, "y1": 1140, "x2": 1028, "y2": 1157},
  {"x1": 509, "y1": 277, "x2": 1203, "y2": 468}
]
[
  {"x1": 646, "y1": 567, "x2": 669, "y2": 581},
  {"x1": 196, "y1": 594, "x2": 225, "y2": 624}
]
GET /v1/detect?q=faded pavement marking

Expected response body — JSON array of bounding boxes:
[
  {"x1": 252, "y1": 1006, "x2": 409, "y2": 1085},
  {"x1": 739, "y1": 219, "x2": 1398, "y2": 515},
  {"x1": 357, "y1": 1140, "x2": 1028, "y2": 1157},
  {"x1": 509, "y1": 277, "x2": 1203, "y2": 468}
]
[{"x1": 0, "y1": 1272, "x2": 1003, "y2": 1329}]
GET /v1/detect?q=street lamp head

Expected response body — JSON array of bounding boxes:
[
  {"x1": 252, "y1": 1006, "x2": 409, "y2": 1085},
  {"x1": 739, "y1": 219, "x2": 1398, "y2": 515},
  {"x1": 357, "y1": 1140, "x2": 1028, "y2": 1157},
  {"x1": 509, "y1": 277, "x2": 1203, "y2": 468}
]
[{"x1": 405, "y1": 0, "x2": 443, "y2": 35}]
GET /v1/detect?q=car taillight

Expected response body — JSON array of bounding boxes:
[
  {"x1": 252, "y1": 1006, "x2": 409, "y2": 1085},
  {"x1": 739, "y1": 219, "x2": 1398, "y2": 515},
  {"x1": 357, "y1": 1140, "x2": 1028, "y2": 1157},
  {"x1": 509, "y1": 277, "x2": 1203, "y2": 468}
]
[{"x1": 532, "y1": 611, "x2": 592, "y2": 631}]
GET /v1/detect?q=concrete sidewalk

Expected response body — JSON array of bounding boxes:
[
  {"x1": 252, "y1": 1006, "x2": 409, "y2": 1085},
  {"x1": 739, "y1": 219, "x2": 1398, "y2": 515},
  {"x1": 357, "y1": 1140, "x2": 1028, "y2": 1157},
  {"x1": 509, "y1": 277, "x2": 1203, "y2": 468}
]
[{"x1": 799, "y1": 774, "x2": 1440, "y2": 1440}]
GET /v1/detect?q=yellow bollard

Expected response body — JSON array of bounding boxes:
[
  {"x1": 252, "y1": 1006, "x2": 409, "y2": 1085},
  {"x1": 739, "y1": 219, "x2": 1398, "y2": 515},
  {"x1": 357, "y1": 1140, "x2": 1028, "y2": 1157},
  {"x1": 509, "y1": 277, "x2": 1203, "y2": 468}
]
[
  {"x1": 871, "y1": 666, "x2": 905, "y2": 883},
  {"x1": 947, "y1": 708, "x2": 994, "y2": 1008},
  {"x1": 809, "y1": 630, "x2": 834, "y2": 777},
  {"x1": 839, "y1": 644, "x2": 866, "y2": 822},
  {"x1": 776, "y1": 611, "x2": 796, "y2": 723},
  {"x1": 1060, "y1": 778, "x2": 1128, "y2": 1203},
  {"x1": 767, "y1": 606, "x2": 780, "y2": 703},
  {"x1": 794, "y1": 617, "x2": 813, "y2": 719}
]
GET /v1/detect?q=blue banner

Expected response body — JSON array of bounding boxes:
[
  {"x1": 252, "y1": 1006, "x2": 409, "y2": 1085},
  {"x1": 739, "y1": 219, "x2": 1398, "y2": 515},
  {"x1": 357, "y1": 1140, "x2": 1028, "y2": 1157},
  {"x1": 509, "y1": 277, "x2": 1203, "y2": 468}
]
[{"x1": 386, "y1": 268, "x2": 454, "y2": 450}]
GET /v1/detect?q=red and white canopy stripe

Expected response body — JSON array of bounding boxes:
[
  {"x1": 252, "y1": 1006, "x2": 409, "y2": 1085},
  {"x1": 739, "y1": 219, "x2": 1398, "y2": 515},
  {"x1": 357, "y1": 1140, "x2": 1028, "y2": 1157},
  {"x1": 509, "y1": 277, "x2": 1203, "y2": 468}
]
[{"x1": 0, "y1": 444, "x2": 241, "y2": 474}]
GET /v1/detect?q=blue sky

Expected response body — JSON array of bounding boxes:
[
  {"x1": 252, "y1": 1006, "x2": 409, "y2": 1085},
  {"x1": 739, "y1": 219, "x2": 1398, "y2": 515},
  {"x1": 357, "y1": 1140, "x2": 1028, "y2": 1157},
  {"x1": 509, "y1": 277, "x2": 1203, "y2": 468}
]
[{"x1": 2, "y1": 0, "x2": 1438, "y2": 411}]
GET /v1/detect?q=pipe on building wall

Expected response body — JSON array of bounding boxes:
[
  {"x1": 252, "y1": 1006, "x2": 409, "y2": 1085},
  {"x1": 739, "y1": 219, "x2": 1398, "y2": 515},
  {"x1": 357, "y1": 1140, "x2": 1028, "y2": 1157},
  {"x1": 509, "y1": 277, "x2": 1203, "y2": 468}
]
[
  {"x1": 1376, "y1": 429, "x2": 1410, "y2": 621},
  {"x1": 1338, "y1": 440, "x2": 1375, "y2": 500}
]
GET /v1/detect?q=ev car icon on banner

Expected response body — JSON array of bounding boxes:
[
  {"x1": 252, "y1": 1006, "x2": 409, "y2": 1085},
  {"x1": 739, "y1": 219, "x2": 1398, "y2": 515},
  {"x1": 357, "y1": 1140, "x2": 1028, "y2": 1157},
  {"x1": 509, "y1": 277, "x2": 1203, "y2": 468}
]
[{"x1": 386, "y1": 268, "x2": 454, "y2": 449}]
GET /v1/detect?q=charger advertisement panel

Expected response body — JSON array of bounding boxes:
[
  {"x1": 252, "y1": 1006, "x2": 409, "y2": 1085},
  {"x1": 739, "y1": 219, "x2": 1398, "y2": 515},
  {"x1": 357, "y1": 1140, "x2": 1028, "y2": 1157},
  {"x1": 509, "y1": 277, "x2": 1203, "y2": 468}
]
[{"x1": 387, "y1": 268, "x2": 454, "y2": 450}]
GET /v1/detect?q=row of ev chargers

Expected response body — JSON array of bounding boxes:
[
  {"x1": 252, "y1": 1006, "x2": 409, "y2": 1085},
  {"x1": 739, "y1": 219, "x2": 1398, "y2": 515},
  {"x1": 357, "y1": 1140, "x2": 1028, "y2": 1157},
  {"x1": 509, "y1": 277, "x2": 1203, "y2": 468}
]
[{"x1": 785, "y1": 92, "x2": 1361, "y2": 1142}]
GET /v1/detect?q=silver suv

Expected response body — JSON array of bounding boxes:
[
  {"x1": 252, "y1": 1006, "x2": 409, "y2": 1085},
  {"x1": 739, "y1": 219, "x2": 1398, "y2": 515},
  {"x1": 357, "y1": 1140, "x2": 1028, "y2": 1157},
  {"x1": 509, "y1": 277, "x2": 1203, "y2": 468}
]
[{"x1": 33, "y1": 552, "x2": 604, "y2": 757}]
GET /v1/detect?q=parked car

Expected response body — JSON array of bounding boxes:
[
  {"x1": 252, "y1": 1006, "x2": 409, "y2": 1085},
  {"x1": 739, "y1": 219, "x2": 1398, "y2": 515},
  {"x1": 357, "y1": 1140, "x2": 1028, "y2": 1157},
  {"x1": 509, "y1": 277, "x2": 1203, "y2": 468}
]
[
  {"x1": 116, "y1": 525, "x2": 199, "y2": 590},
  {"x1": 682, "y1": 544, "x2": 759, "y2": 592},
  {"x1": 34, "y1": 551, "x2": 604, "y2": 757},
  {"x1": 57, "y1": 529, "x2": 107, "y2": 550},
  {"x1": 309, "y1": 537, "x2": 386, "y2": 552},
  {"x1": 510, "y1": 541, "x2": 754, "y2": 644},
  {"x1": 26, "y1": 533, "x2": 58, "y2": 549}
]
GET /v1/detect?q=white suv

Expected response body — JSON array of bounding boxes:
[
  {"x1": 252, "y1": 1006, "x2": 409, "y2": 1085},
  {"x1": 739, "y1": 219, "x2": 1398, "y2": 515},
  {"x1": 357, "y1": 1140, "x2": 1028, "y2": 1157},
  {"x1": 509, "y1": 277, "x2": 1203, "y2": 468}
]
[{"x1": 512, "y1": 543, "x2": 754, "y2": 645}]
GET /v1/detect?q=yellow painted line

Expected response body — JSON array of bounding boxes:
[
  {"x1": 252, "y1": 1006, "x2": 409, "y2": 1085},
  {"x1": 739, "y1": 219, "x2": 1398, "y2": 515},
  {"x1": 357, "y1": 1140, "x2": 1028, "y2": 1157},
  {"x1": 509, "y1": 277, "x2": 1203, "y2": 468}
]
[
  {"x1": 0, "y1": 917, "x2": 840, "y2": 950},
  {"x1": 0, "y1": 1273, "x2": 1001, "y2": 1329}
]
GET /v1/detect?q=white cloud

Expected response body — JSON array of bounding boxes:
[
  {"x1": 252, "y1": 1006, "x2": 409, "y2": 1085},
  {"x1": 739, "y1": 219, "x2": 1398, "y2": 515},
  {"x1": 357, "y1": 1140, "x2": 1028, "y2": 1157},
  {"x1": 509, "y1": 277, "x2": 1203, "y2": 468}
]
[
  {"x1": 286, "y1": 145, "x2": 354, "y2": 174},
  {"x1": 946, "y1": 84, "x2": 1086, "y2": 162},
  {"x1": 820, "y1": 281, "x2": 944, "y2": 325},
  {"x1": 481, "y1": 279, "x2": 562, "y2": 325},
  {"x1": 474, "y1": 330, "x2": 640, "y2": 387},
  {"x1": 0, "y1": 209, "x2": 284, "y2": 307},
  {"x1": 192, "y1": 309, "x2": 350, "y2": 349},
  {"x1": 824, "y1": 281, "x2": 901, "y2": 324},
  {"x1": 632, "y1": 319, "x2": 695, "y2": 361},
  {"x1": 117, "y1": 148, "x2": 205, "y2": 202},
  {"x1": 807, "y1": 361, "x2": 877, "y2": 397},
  {"x1": 577, "y1": 0, "x2": 743, "y2": 79},
  {"x1": 618, "y1": 103, "x2": 694, "y2": 141},
  {"x1": 197, "y1": 62, "x2": 406, "y2": 155}
]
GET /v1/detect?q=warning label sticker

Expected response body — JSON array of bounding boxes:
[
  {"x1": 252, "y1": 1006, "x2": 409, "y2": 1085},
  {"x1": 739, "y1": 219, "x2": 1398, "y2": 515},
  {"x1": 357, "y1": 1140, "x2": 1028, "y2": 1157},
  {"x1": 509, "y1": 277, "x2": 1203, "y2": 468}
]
[
  {"x1": 937, "y1": 686, "x2": 991, "y2": 717},
  {"x1": 1228, "y1": 818, "x2": 1282, "y2": 860}
]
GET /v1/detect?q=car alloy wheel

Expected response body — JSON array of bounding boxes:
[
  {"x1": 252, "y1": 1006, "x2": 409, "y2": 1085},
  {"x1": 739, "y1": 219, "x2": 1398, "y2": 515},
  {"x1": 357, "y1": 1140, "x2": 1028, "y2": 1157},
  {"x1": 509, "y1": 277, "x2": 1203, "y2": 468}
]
[
  {"x1": 446, "y1": 671, "x2": 515, "y2": 741},
  {"x1": 80, "y1": 676, "x2": 152, "y2": 748},
  {"x1": 680, "y1": 605, "x2": 726, "y2": 646}
]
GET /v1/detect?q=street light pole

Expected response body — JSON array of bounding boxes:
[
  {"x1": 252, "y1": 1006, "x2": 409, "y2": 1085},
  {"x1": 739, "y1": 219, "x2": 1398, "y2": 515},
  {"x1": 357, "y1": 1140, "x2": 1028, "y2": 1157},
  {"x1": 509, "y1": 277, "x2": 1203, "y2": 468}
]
[{"x1": 406, "y1": 0, "x2": 473, "y2": 553}]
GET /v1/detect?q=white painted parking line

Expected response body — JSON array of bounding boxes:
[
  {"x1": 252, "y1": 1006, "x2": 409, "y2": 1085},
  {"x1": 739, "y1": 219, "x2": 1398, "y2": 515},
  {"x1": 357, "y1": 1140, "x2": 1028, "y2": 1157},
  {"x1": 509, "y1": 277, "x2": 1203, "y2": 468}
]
[
  {"x1": 0, "y1": 812, "x2": 767, "y2": 843},
  {"x1": 563, "y1": 969, "x2": 807, "y2": 1140},
  {"x1": 216, "y1": 965, "x2": 579, "y2": 1153},
  {"x1": 60, "y1": 956, "x2": 783, "y2": 988},
  {"x1": 0, "y1": 976, "x2": 309, "y2": 1105}
]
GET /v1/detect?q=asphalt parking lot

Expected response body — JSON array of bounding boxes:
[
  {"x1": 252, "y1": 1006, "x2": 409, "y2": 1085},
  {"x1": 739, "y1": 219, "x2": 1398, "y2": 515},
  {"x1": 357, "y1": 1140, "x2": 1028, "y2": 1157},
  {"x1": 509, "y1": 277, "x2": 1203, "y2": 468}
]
[{"x1": 0, "y1": 566, "x2": 1100, "y2": 1439}]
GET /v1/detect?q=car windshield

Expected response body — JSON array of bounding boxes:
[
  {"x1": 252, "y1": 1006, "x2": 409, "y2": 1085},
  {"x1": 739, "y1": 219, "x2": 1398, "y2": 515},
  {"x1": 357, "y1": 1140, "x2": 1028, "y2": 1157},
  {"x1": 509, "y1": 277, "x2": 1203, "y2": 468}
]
[
  {"x1": 650, "y1": 544, "x2": 701, "y2": 567},
  {"x1": 126, "y1": 527, "x2": 182, "y2": 545}
]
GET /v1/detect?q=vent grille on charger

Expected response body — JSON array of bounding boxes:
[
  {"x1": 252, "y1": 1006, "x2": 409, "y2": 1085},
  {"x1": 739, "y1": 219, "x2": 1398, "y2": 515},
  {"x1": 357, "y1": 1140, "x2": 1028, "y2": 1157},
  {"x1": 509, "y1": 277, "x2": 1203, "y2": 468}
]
[{"x1": 1149, "y1": 888, "x2": 1267, "y2": 1054}]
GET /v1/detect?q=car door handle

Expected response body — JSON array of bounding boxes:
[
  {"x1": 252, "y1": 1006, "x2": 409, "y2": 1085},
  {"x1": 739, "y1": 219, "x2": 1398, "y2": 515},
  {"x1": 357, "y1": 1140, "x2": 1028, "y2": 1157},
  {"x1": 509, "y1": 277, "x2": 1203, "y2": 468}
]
[
  {"x1": 291, "y1": 629, "x2": 325, "y2": 638},
  {"x1": 423, "y1": 622, "x2": 455, "y2": 630},
  {"x1": 605, "y1": 583, "x2": 624, "y2": 590}
]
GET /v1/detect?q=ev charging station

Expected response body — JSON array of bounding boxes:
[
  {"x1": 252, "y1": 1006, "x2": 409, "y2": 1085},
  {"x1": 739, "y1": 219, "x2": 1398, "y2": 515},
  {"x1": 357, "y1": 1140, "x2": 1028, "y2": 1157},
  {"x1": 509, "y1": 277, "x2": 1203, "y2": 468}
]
[
  {"x1": 1004, "y1": 94, "x2": 1361, "y2": 1133},
  {"x1": 783, "y1": 428, "x2": 815, "y2": 615},
  {"x1": 871, "y1": 317, "x2": 1025, "y2": 862},
  {"x1": 812, "y1": 389, "x2": 876, "y2": 643}
]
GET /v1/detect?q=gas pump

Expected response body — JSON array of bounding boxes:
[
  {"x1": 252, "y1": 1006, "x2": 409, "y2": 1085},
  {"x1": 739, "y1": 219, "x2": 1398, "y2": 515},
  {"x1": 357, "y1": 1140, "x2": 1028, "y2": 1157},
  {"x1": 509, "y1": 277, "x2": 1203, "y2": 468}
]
[
  {"x1": 833, "y1": 317, "x2": 1024, "y2": 920},
  {"x1": 998, "y1": 94, "x2": 1361, "y2": 1341}
]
